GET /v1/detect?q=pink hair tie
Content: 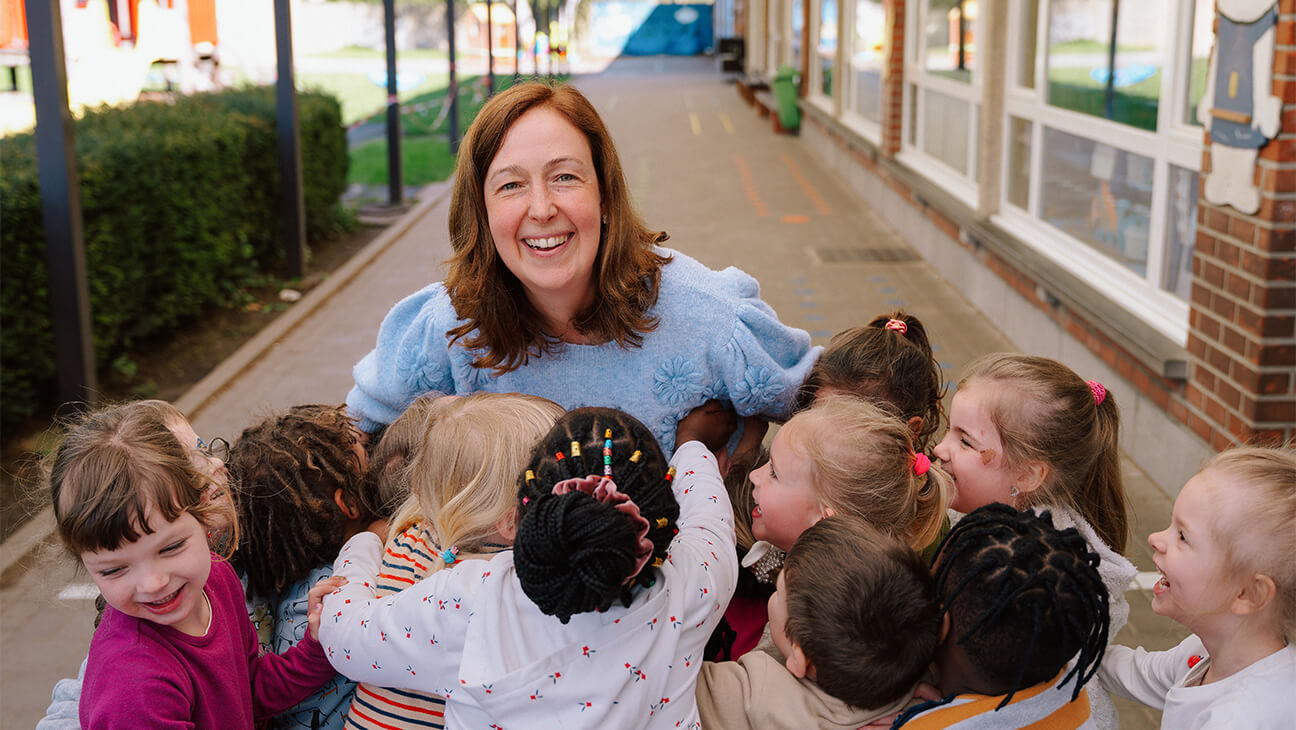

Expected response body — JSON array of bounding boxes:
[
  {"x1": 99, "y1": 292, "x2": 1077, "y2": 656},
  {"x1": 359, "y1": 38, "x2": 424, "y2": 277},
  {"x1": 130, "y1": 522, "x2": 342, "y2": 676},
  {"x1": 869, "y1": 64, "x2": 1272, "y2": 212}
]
[
  {"x1": 912, "y1": 453, "x2": 931, "y2": 476},
  {"x1": 884, "y1": 319, "x2": 908, "y2": 336},
  {"x1": 1087, "y1": 380, "x2": 1107, "y2": 405}
]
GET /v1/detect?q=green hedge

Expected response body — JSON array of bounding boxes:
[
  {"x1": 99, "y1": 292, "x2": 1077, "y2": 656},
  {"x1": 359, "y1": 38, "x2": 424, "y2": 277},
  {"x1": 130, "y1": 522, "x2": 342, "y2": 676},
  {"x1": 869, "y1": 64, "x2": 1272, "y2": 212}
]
[{"x1": 0, "y1": 88, "x2": 348, "y2": 430}]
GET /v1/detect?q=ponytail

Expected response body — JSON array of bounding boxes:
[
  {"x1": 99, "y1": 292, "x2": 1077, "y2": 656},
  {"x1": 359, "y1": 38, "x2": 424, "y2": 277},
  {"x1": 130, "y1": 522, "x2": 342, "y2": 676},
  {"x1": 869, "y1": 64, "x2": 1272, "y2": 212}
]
[
  {"x1": 906, "y1": 462, "x2": 955, "y2": 552},
  {"x1": 1080, "y1": 390, "x2": 1127, "y2": 553}
]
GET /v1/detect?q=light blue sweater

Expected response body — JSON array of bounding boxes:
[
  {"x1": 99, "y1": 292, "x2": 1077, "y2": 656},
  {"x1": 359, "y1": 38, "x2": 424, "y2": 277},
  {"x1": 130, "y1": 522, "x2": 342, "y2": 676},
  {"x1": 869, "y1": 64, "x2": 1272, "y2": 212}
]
[{"x1": 347, "y1": 248, "x2": 820, "y2": 454}]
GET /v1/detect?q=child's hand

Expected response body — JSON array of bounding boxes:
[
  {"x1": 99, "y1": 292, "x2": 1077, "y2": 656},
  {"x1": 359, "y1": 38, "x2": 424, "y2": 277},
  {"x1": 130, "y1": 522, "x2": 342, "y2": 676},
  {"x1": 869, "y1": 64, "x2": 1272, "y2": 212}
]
[
  {"x1": 306, "y1": 576, "x2": 348, "y2": 641},
  {"x1": 676, "y1": 400, "x2": 737, "y2": 456}
]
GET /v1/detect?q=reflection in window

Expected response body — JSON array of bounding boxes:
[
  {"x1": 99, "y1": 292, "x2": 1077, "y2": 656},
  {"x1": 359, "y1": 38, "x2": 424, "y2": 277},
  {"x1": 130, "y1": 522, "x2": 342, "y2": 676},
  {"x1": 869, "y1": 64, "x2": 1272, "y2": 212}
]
[
  {"x1": 925, "y1": 0, "x2": 975, "y2": 83},
  {"x1": 792, "y1": 0, "x2": 804, "y2": 72},
  {"x1": 922, "y1": 89, "x2": 970, "y2": 173},
  {"x1": 1047, "y1": 0, "x2": 1167, "y2": 130},
  {"x1": 820, "y1": 0, "x2": 837, "y2": 96},
  {"x1": 1017, "y1": 0, "x2": 1038, "y2": 88},
  {"x1": 851, "y1": 0, "x2": 885, "y2": 121},
  {"x1": 1041, "y1": 127, "x2": 1154, "y2": 277},
  {"x1": 1184, "y1": 0, "x2": 1213, "y2": 126},
  {"x1": 1007, "y1": 117, "x2": 1032, "y2": 209},
  {"x1": 1163, "y1": 166, "x2": 1199, "y2": 300}
]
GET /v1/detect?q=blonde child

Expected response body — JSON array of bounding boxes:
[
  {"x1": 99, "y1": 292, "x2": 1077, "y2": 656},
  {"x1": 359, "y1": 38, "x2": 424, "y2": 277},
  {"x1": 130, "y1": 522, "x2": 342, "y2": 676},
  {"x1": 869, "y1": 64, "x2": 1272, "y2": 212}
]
[
  {"x1": 698, "y1": 516, "x2": 941, "y2": 729},
  {"x1": 749, "y1": 395, "x2": 953, "y2": 556},
  {"x1": 347, "y1": 392, "x2": 563, "y2": 730},
  {"x1": 895, "y1": 503, "x2": 1111, "y2": 728},
  {"x1": 931, "y1": 353, "x2": 1134, "y2": 728},
  {"x1": 364, "y1": 392, "x2": 443, "y2": 517},
  {"x1": 47, "y1": 400, "x2": 339, "y2": 729},
  {"x1": 321, "y1": 406, "x2": 737, "y2": 728},
  {"x1": 1098, "y1": 447, "x2": 1296, "y2": 727}
]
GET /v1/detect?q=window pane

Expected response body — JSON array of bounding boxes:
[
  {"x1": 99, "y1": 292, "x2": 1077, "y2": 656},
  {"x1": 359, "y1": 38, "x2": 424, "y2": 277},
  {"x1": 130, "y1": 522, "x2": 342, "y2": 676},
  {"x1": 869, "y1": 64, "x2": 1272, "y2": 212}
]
[
  {"x1": 792, "y1": 0, "x2": 804, "y2": 71},
  {"x1": 1017, "y1": 0, "x2": 1038, "y2": 88},
  {"x1": 768, "y1": 0, "x2": 783, "y2": 75},
  {"x1": 908, "y1": 84, "x2": 919, "y2": 146},
  {"x1": 1040, "y1": 127, "x2": 1154, "y2": 277},
  {"x1": 1047, "y1": 0, "x2": 1166, "y2": 130},
  {"x1": 921, "y1": 89, "x2": 970, "y2": 174},
  {"x1": 1163, "y1": 165, "x2": 1199, "y2": 299},
  {"x1": 820, "y1": 0, "x2": 837, "y2": 96},
  {"x1": 1007, "y1": 117, "x2": 1032, "y2": 209},
  {"x1": 924, "y1": 0, "x2": 975, "y2": 83},
  {"x1": 1184, "y1": 0, "x2": 1212, "y2": 126},
  {"x1": 851, "y1": 0, "x2": 885, "y2": 122}
]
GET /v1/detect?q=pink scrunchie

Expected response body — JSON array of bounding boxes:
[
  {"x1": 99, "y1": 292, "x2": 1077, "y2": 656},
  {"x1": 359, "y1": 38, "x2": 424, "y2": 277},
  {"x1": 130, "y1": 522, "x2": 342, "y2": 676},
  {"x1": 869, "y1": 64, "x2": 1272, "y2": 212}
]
[
  {"x1": 551, "y1": 476, "x2": 654, "y2": 577},
  {"x1": 1087, "y1": 380, "x2": 1107, "y2": 405},
  {"x1": 884, "y1": 318, "x2": 908, "y2": 336},
  {"x1": 912, "y1": 453, "x2": 931, "y2": 476}
]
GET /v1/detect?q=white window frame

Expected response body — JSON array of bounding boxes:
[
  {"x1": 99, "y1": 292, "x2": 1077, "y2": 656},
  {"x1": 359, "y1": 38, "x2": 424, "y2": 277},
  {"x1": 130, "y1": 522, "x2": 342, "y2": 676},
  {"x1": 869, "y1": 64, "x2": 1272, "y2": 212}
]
[
  {"x1": 996, "y1": 0, "x2": 1205, "y2": 344},
  {"x1": 748, "y1": 0, "x2": 768, "y2": 77},
  {"x1": 902, "y1": 0, "x2": 983, "y2": 203},
  {"x1": 839, "y1": 0, "x2": 884, "y2": 143}
]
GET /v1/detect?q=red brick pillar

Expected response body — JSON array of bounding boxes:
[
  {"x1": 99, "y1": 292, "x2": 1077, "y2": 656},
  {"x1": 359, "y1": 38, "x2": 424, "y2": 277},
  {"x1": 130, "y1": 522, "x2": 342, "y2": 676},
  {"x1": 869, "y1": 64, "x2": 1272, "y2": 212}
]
[
  {"x1": 1186, "y1": 1, "x2": 1296, "y2": 449},
  {"x1": 880, "y1": 0, "x2": 906, "y2": 156}
]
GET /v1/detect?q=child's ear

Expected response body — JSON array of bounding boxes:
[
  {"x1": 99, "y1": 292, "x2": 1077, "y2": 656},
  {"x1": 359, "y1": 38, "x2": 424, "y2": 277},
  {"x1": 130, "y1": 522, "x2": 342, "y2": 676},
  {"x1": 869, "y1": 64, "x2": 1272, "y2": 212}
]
[
  {"x1": 906, "y1": 416, "x2": 924, "y2": 436},
  {"x1": 333, "y1": 489, "x2": 361, "y2": 520},
  {"x1": 785, "y1": 642, "x2": 814, "y2": 680},
  {"x1": 1231, "y1": 573, "x2": 1277, "y2": 616},
  {"x1": 494, "y1": 508, "x2": 518, "y2": 542},
  {"x1": 1014, "y1": 461, "x2": 1049, "y2": 495}
]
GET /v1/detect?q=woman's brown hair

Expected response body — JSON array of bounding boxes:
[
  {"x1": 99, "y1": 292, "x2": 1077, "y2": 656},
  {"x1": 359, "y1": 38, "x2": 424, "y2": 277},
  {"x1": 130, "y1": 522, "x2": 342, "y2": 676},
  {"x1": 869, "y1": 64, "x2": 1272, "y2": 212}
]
[
  {"x1": 961, "y1": 353, "x2": 1129, "y2": 553},
  {"x1": 445, "y1": 81, "x2": 671, "y2": 372}
]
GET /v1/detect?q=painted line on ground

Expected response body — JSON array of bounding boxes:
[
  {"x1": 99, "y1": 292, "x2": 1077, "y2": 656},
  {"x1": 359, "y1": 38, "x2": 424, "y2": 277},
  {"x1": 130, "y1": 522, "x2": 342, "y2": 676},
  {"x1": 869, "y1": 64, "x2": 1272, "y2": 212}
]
[
  {"x1": 689, "y1": 112, "x2": 702, "y2": 136},
  {"x1": 734, "y1": 156, "x2": 770, "y2": 217},
  {"x1": 719, "y1": 112, "x2": 735, "y2": 134},
  {"x1": 781, "y1": 154, "x2": 832, "y2": 215},
  {"x1": 59, "y1": 584, "x2": 100, "y2": 601},
  {"x1": 1132, "y1": 571, "x2": 1161, "y2": 592}
]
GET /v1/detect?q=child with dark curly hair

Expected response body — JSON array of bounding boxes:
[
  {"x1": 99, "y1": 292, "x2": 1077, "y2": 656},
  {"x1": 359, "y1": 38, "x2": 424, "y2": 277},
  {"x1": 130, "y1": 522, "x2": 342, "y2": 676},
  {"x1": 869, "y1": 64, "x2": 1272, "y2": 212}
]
[
  {"x1": 894, "y1": 503, "x2": 1110, "y2": 728},
  {"x1": 229, "y1": 404, "x2": 379, "y2": 730},
  {"x1": 320, "y1": 406, "x2": 737, "y2": 728}
]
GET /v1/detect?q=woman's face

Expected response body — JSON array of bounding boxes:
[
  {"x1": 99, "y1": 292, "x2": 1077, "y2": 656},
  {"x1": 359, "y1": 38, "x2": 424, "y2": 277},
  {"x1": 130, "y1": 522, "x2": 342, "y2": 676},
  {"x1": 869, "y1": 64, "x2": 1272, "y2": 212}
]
[{"x1": 484, "y1": 105, "x2": 603, "y2": 311}]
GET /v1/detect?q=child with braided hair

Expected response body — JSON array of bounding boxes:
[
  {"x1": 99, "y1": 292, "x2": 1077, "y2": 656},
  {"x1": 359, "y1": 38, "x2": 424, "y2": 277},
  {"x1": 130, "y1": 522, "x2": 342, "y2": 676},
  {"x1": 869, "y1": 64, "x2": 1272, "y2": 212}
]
[
  {"x1": 227, "y1": 403, "x2": 379, "y2": 729},
  {"x1": 346, "y1": 392, "x2": 563, "y2": 730},
  {"x1": 1098, "y1": 447, "x2": 1296, "y2": 728},
  {"x1": 319, "y1": 406, "x2": 737, "y2": 728},
  {"x1": 894, "y1": 503, "x2": 1111, "y2": 728}
]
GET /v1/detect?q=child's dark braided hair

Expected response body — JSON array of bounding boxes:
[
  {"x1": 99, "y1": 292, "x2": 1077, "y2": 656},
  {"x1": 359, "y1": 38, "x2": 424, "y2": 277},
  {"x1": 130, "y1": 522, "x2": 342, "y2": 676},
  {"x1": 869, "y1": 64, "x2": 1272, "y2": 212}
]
[
  {"x1": 229, "y1": 404, "x2": 377, "y2": 597},
  {"x1": 934, "y1": 503, "x2": 1109, "y2": 709},
  {"x1": 514, "y1": 407, "x2": 680, "y2": 624},
  {"x1": 795, "y1": 310, "x2": 945, "y2": 451}
]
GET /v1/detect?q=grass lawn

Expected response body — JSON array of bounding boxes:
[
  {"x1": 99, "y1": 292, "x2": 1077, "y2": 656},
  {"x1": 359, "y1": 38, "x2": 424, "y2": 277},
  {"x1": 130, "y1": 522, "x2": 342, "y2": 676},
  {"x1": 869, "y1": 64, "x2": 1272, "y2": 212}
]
[
  {"x1": 298, "y1": 70, "x2": 449, "y2": 126},
  {"x1": 303, "y1": 45, "x2": 449, "y2": 62}
]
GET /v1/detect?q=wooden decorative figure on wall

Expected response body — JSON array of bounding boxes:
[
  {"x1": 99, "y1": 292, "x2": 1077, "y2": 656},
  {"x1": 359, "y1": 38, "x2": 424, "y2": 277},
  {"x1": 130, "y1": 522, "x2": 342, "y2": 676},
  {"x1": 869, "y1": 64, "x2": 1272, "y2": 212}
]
[{"x1": 1197, "y1": 0, "x2": 1283, "y2": 214}]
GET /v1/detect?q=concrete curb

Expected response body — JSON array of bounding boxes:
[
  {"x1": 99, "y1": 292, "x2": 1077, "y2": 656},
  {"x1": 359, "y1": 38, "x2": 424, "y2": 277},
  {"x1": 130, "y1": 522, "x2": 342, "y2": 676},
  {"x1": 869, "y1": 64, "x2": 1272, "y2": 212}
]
[{"x1": 0, "y1": 182, "x2": 453, "y2": 581}]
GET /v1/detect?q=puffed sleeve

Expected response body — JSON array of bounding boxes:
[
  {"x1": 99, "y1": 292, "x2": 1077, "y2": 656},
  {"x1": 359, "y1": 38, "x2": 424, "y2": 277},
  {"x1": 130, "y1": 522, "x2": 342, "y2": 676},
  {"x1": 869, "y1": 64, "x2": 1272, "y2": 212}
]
[
  {"x1": 714, "y1": 272, "x2": 819, "y2": 420},
  {"x1": 347, "y1": 284, "x2": 457, "y2": 432}
]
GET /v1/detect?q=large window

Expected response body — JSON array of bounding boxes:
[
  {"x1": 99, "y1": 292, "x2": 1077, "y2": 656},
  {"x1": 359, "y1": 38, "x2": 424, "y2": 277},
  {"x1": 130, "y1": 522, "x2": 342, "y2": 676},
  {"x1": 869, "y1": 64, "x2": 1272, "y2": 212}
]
[
  {"x1": 999, "y1": 0, "x2": 1209, "y2": 341},
  {"x1": 818, "y1": 0, "x2": 837, "y2": 98},
  {"x1": 846, "y1": 0, "x2": 885, "y2": 128}
]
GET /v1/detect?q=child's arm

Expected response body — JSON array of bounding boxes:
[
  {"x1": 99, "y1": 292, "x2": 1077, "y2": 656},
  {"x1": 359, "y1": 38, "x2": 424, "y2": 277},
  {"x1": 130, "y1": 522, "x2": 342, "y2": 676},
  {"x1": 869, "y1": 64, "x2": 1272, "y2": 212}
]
[
  {"x1": 35, "y1": 657, "x2": 86, "y2": 730},
  {"x1": 239, "y1": 572, "x2": 342, "y2": 719},
  {"x1": 318, "y1": 531, "x2": 479, "y2": 692},
  {"x1": 669, "y1": 439, "x2": 740, "y2": 616},
  {"x1": 1097, "y1": 635, "x2": 1206, "y2": 710}
]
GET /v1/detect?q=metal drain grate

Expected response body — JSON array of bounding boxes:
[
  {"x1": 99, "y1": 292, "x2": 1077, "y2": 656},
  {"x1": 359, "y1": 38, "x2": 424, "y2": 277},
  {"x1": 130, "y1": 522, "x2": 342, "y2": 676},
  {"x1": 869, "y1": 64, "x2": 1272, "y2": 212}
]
[{"x1": 813, "y1": 247, "x2": 920, "y2": 263}]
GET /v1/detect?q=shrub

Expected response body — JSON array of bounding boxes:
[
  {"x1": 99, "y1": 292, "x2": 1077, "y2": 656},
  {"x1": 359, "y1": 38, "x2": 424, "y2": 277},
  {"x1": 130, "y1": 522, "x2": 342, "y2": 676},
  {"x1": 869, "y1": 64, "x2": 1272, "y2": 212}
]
[{"x1": 0, "y1": 87, "x2": 348, "y2": 430}]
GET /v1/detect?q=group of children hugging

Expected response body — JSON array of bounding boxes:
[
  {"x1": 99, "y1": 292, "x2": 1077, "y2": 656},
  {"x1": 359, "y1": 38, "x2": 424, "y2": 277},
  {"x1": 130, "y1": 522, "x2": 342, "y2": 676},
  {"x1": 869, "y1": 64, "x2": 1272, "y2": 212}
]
[{"x1": 40, "y1": 311, "x2": 1295, "y2": 729}]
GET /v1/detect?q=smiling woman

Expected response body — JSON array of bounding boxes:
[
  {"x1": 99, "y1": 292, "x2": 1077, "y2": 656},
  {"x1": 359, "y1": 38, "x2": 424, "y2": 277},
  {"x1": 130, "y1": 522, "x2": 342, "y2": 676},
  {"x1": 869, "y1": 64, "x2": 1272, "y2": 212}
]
[{"x1": 347, "y1": 82, "x2": 820, "y2": 454}]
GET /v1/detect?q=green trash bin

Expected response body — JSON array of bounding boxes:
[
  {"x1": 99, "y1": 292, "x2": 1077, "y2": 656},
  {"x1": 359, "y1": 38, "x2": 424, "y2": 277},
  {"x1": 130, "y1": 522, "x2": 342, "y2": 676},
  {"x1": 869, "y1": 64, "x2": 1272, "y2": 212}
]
[{"x1": 773, "y1": 65, "x2": 801, "y2": 131}]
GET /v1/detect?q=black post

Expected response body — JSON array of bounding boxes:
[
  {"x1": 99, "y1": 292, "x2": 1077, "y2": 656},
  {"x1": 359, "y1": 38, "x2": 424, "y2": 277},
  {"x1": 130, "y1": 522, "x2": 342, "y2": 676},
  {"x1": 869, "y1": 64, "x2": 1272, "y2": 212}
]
[
  {"x1": 956, "y1": 0, "x2": 966, "y2": 71},
  {"x1": 273, "y1": 0, "x2": 306, "y2": 279},
  {"x1": 27, "y1": 0, "x2": 96, "y2": 409},
  {"x1": 384, "y1": 0, "x2": 403, "y2": 205},
  {"x1": 513, "y1": 0, "x2": 520, "y2": 80},
  {"x1": 486, "y1": 0, "x2": 495, "y2": 94},
  {"x1": 447, "y1": 0, "x2": 460, "y2": 153},
  {"x1": 1103, "y1": 0, "x2": 1120, "y2": 121}
]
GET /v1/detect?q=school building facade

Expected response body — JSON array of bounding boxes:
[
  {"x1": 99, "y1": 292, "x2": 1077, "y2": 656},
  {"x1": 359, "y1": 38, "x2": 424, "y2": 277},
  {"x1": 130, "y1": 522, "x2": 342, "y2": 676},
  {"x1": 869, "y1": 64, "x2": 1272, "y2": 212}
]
[{"x1": 727, "y1": 0, "x2": 1295, "y2": 495}]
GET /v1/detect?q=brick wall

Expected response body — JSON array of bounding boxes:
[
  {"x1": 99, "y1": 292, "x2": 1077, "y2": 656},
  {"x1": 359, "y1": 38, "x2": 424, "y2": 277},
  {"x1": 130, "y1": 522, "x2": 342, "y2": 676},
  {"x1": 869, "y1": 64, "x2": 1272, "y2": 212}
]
[
  {"x1": 1186, "y1": 0, "x2": 1296, "y2": 450},
  {"x1": 880, "y1": 0, "x2": 906, "y2": 156}
]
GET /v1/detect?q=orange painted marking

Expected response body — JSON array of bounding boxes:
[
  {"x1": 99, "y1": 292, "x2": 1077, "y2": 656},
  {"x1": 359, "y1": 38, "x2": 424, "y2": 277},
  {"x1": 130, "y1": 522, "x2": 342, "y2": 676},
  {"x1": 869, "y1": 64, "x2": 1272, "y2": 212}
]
[
  {"x1": 781, "y1": 215, "x2": 809, "y2": 223},
  {"x1": 781, "y1": 154, "x2": 832, "y2": 215},
  {"x1": 735, "y1": 155, "x2": 771, "y2": 217}
]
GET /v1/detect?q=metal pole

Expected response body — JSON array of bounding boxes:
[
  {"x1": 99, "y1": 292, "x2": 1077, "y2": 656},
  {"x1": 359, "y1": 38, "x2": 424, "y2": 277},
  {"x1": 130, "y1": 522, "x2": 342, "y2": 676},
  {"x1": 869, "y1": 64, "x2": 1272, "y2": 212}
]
[
  {"x1": 956, "y1": 0, "x2": 966, "y2": 71},
  {"x1": 274, "y1": 0, "x2": 306, "y2": 279},
  {"x1": 486, "y1": 0, "x2": 495, "y2": 94},
  {"x1": 27, "y1": 0, "x2": 96, "y2": 409},
  {"x1": 447, "y1": 0, "x2": 460, "y2": 153},
  {"x1": 1103, "y1": 0, "x2": 1119, "y2": 121},
  {"x1": 384, "y1": 0, "x2": 403, "y2": 205},
  {"x1": 513, "y1": 0, "x2": 520, "y2": 80}
]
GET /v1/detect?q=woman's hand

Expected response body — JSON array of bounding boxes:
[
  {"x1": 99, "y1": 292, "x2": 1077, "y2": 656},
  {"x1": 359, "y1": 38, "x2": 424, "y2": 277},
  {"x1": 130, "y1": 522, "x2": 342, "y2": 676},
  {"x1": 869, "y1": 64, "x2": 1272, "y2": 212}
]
[
  {"x1": 675, "y1": 401, "x2": 737, "y2": 458},
  {"x1": 307, "y1": 576, "x2": 348, "y2": 641}
]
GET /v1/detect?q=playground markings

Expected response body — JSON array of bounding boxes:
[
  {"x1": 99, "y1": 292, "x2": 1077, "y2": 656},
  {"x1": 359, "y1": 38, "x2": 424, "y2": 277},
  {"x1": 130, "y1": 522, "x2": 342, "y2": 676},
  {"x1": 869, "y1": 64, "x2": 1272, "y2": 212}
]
[
  {"x1": 719, "y1": 113, "x2": 735, "y2": 135},
  {"x1": 735, "y1": 156, "x2": 771, "y2": 217},
  {"x1": 689, "y1": 112, "x2": 702, "y2": 137},
  {"x1": 781, "y1": 154, "x2": 832, "y2": 216},
  {"x1": 58, "y1": 584, "x2": 100, "y2": 601}
]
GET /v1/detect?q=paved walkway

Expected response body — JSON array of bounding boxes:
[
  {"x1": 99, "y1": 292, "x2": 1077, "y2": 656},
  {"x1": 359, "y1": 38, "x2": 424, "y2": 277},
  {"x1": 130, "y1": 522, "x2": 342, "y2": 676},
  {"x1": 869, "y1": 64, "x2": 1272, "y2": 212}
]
[{"x1": 0, "y1": 55, "x2": 1187, "y2": 727}]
